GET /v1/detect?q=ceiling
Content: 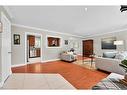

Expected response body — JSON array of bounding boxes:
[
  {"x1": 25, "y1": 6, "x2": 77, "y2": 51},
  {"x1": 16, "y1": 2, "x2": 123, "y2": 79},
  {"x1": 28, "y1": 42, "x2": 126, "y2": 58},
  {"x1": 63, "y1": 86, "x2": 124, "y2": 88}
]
[{"x1": 6, "y1": 6, "x2": 127, "y2": 38}]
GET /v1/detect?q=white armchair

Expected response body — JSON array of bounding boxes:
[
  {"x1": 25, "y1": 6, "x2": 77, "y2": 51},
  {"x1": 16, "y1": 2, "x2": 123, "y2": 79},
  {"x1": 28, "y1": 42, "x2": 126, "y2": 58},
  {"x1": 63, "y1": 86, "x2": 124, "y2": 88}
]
[{"x1": 60, "y1": 52, "x2": 77, "y2": 62}]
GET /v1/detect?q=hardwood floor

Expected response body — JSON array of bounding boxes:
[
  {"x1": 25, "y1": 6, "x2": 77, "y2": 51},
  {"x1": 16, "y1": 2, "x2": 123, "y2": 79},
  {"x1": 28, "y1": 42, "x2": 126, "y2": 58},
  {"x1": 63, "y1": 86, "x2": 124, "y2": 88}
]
[{"x1": 12, "y1": 58, "x2": 109, "y2": 89}]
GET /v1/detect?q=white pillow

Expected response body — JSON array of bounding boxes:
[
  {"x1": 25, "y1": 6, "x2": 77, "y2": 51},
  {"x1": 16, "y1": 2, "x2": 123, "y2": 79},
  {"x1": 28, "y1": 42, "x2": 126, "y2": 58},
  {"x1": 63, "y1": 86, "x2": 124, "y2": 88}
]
[
  {"x1": 103, "y1": 51, "x2": 117, "y2": 58},
  {"x1": 123, "y1": 51, "x2": 127, "y2": 56},
  {"x1": 67, "y1": 52, "x2": 74, "y2": 55},
  {"x1": 115, "y1": 51, "x2": 127, "y2": 60}
]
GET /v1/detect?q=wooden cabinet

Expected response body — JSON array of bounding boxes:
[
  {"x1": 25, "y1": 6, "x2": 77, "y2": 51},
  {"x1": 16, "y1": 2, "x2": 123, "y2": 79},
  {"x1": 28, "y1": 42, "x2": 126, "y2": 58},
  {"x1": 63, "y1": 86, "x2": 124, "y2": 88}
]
[
  {"x1": 36, "y1": 48, "x2": 40, "y2": 57},
  {"x1": 82, "y1": 40, "x2": 93, "y2": 57},
  {"x1": 28, "y1": 35, "x2": 35, "y2": 46}
]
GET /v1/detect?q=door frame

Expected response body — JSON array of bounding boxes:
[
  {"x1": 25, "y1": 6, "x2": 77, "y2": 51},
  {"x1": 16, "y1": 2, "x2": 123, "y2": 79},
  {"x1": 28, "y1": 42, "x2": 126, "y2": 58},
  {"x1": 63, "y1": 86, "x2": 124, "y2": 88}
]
[
  {"x1": 25, "y1": 32, "x2": 42, "y2": 64},
  {"x1": 0, "y1": 12, "x2": 12, "y2": 87}
]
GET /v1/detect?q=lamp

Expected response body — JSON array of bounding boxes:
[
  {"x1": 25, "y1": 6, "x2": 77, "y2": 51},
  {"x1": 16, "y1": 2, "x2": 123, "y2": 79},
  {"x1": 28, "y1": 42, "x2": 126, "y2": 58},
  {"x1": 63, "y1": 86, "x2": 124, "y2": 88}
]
[
  {"x1": 114, "y1": 40, "x2": 123, "y2": 45},
  {"x1": 114, "y1": 40, "x2": 125, "y2": 51}
]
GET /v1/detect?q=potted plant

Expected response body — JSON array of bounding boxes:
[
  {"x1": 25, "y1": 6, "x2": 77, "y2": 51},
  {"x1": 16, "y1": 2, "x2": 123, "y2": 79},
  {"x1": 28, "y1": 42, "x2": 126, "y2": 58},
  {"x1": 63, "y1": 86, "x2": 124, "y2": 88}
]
[{"x1": 119, "y1": 59, "x2": 127, "y2": 80}]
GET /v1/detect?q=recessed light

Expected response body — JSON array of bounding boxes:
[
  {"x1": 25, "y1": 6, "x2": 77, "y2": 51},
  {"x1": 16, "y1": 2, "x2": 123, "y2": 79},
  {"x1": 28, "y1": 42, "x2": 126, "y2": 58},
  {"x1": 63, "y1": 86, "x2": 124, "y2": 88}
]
[{"x1": 85, "y1": 8, "x2": 87, "y2": 11}]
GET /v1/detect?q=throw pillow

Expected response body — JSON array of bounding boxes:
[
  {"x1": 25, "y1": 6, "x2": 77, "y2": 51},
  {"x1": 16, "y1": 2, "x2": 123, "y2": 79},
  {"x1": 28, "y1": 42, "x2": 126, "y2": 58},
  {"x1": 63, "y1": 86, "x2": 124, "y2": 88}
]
[{"x1": 103, "y1": 51, "x2": 117, "y2": 58}]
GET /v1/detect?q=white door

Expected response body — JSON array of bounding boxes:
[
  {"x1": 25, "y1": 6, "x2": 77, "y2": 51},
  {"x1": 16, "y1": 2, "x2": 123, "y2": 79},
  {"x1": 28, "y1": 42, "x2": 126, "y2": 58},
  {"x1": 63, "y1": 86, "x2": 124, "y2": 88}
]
[{"x1": 1, "y1": 12, "x2": 12, "y2": 83}]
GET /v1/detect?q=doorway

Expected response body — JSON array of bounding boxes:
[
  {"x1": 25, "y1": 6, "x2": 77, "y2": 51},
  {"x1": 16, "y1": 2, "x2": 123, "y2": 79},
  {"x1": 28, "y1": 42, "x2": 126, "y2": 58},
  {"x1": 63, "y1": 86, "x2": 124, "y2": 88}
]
[
  {"x1": 25, "y1": 32, "x2": 42, "y2": 64},
  {"x1": 82, "y1": 40, "x2": 93, "y2": 57}
]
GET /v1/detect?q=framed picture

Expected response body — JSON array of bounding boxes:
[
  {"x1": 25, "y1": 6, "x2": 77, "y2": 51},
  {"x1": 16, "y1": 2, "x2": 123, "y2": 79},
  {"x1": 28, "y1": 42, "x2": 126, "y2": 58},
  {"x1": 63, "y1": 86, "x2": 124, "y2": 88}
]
[
  {"x1": 14, "y1": 34, "x2": 20, "y2": 45},
  {"x1": 47, "y1": 36, "x2": 61, "y2": 47},
  {"x1": 65, "y1": 40, "x2": 68, "y2": 45},
  {"x1": 0, "y1": 22, "x2": 2, "y2": 33},
  {"x1": 101, "y1": 37, "x2": 116, "y2": 49}
]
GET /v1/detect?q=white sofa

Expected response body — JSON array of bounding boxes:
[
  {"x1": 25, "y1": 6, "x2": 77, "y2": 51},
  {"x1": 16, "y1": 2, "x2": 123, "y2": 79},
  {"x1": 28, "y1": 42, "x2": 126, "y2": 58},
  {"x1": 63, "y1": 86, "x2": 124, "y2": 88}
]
[
  {"x1": 95, "y1": 57, "x2": 125, "y2": 75},
  {"x1": 60, "y1": 52, "x2": 77, "y2": 62}
]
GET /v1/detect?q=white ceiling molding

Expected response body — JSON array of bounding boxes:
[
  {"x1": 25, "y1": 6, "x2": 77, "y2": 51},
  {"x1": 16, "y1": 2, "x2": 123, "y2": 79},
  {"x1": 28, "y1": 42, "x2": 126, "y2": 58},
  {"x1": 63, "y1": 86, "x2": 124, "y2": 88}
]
[
  {"x1": 7, "y1": 6, "x2": 127, "y2": 38},
  {"x1": 84, "y1": 28, "x2": 127, "y2": 39},
  {"x1": 3, "y1": 6, "x2": 13, "y2": 19},
  {"x1": 12, "y1": 23, "x2": 84, "y2": 38}
]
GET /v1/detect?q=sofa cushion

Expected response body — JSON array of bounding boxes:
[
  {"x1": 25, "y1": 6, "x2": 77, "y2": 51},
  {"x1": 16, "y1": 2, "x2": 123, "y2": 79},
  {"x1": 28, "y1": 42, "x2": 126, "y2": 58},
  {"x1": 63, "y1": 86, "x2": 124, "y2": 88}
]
[
  {"x1": 115, "y1": 51, "x2": 127, "y2": 60},
  {"x1": 103, "y1": 51, "x2": 117, "y2": 58},
  {"x1": 67, "y1": 51, "x2": 74, "y2": 55}
]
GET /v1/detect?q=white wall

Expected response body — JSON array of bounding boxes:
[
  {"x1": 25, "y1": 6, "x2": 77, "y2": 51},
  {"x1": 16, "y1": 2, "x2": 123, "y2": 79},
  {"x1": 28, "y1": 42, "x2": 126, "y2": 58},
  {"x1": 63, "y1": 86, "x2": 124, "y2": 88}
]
[
  {"x1": 11, "y1": 25, "x2": 82, "y2": 66},
  {"x1": 0, "y1": 6, "x2": 11, "y2": 86},
  {"x1": 0, "y1": 17, "x2": 1, "y2": 86},
  {"x1": 84, "y1": 30, "x2": 127, "y2": 56}
]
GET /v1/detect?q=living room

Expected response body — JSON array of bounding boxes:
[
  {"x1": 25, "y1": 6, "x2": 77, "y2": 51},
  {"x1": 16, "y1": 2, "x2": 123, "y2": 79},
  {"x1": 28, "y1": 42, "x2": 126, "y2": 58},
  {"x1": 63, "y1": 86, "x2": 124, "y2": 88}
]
[{"x1": 0, "y1": 1, "x2": 127, "y2": 94}]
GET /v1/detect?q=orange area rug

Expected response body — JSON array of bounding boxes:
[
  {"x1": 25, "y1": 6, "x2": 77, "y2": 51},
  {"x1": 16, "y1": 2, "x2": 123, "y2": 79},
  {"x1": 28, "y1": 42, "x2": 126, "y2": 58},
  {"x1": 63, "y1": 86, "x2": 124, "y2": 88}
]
[{"x1": 12, "y1": 60, "x2": 109, "y2": 89}]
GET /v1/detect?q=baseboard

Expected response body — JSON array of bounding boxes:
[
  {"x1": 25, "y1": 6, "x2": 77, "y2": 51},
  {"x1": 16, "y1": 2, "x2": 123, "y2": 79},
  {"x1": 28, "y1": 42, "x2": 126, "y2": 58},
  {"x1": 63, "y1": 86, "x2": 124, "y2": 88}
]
[
  {"x1": 12, "y1": 59, "x2": 60, "y2": 67},
  {"x1": 41, "y1": 58, "x2": 60, "y2": 63},
  {"x1": 11, "y1": 64, "x2": 26, "y2": 67}
]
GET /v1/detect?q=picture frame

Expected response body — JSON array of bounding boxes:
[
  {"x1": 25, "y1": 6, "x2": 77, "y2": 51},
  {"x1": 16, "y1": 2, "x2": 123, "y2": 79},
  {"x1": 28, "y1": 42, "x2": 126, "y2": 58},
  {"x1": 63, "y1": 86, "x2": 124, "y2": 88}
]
[
  {"x1": 14, "y1": 34, "x2": 20, "y2": 45},
  {"x1": 47, "y1": 36, "x2": 61, "y2": 48},
  {"x1": 101, "y1": 37, "x2": 116, "y2": 49},
  {"x1": 0, "y1": 22, "x2": 2, "y2": 33},
  {"x1": 65, "y1": 40, "x2": 68, "y2": 45}
]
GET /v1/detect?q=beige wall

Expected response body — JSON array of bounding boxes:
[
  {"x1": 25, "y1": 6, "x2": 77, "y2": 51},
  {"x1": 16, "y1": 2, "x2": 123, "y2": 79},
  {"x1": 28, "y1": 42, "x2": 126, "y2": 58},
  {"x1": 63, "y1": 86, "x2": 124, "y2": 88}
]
[
  {"x1": 11, "y1": 25, "x2": 82, "y2": 66},
  {"x1": 84, "y1": 30, "x2": 127, "y2": 56}
]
